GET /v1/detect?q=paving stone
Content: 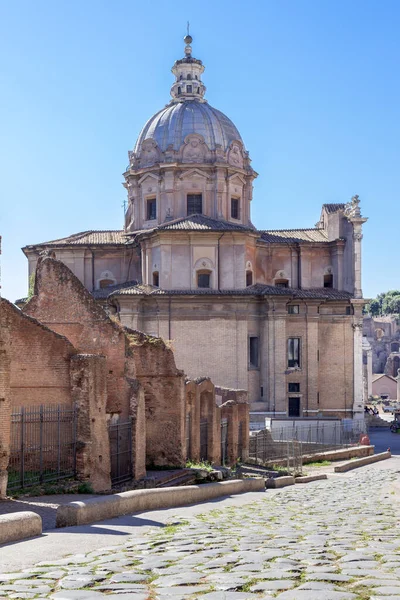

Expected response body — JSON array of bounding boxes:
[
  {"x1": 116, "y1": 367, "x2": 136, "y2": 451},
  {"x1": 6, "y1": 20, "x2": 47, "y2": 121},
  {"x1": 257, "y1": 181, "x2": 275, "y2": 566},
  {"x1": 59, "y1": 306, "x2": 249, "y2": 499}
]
[
  {"x1": 249, "y1": 580, "x2": 296, "y2": 591},
  {"x1": 276, "y1": 590, "x2": 358, "y2": 599}
]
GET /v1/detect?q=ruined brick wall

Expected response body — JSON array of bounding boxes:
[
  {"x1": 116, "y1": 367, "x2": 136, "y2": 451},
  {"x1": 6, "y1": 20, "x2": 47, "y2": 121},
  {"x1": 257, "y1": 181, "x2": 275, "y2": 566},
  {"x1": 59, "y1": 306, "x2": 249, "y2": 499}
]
[
  {"x1": 24, "y1": 257, "x2": 131, "y2": 416},
  {"x1": 125, "y1": 332, "x2": 186, "y2": 468},
  {"x1": 1, "y1": 298, "x2": 75, "y2": 408}
]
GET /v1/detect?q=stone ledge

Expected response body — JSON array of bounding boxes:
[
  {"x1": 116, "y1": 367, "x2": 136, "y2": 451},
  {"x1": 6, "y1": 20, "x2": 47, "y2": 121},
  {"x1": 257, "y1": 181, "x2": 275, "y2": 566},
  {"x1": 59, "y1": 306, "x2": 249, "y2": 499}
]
[
  {"x1": 295, "y1": 474, "x2": 328, "y2": 484},
  {"x1": 265, "y1": 476, "x2": 295, "y2": 489},
  {"x1": 0, "y1": 511, "x2": 42, "y2": 545},
  {"x1": 56, "y1": 478, "x2": 265, "y2": 528},
  {"x1": 334, "y1": 451, "x2": 391, "y2": 473}
]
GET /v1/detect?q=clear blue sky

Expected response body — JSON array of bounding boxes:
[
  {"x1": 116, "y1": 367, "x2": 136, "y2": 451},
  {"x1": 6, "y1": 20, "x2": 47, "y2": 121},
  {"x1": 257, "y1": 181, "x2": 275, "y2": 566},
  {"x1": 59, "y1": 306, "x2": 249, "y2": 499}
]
[{"x1": 1, "y1": 0, "x2": 399, "y2": 301}]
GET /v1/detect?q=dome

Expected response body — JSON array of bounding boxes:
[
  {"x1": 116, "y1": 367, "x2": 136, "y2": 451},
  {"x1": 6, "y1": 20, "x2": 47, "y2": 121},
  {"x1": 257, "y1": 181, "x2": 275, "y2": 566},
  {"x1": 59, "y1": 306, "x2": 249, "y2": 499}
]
[{"x1": 134, "y1": 100, "x2": 243, "y2": 154}]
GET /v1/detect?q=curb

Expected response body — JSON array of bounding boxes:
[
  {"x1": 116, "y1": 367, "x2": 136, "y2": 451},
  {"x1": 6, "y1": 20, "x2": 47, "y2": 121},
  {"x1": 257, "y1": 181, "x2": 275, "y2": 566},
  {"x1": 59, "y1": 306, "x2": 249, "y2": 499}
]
[
  {"x1": 334, "y1": 451, "x2": 391, "y2": 473},
  {"x1": 295, "y1": 474, "x2": 328, "y2": 484},
  {"x1": 56, "y1": 478, "x2": 265, "y2": 528},
  {"x1": 265, "y1": 476, "x2": 295, "y2": 489},
  {"x1": 0, "y1": 511, "x2": 42, "y2": 546}
]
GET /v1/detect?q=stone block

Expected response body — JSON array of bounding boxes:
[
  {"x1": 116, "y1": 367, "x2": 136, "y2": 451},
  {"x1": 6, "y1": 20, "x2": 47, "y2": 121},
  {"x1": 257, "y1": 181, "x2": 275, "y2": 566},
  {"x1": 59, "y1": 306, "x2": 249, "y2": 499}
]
[
  {"x1": 0, "y1": 511, "x2": 42, "y2": 545},
  {"x1": 265, "y1": 476, "x2": 295, "y2": 489},
  {"x1": 334, "y1": 450, "x2": 391, "y2": 473}
]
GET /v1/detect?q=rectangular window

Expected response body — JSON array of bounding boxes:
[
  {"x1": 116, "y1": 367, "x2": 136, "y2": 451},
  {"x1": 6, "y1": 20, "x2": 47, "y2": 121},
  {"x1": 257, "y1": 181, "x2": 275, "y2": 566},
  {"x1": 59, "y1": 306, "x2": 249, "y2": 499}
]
[
  {"x1": 287, "y1": 337, "x2": 301, "y2": 368},
  {"x1": 231, "y1": 198, "x2": 239, "y2": 219},
  {"x1": 288, "y1": 397, "x2": 301, "y2": 417},
  {"x1": 249, "y1": 336, "x2": 259, "y2": 368},
  {"x1": 147, "y1": 198, "x2": 156, "y2": 220},
  {"x1": 288, "y1": 382, "x2": 300, "y2": 393},
  {"x1": 197, "y1": 272, "x2": 210, "y2": 288},
  {"x1": 186, "y1": 84, "x2": 192, "y2": 93},
  {"x1": 288, "y1": 305, "x2": 299, "y2": 314},
  {"x1": 187, "y1": 194, "x2": 202, "y2": 215},
  {"x1": 346, "y1": 306, "x2": 352, "y2": 315},
  {"x1": 324, "y1": 274, "x2": 333, "y2": 288}
]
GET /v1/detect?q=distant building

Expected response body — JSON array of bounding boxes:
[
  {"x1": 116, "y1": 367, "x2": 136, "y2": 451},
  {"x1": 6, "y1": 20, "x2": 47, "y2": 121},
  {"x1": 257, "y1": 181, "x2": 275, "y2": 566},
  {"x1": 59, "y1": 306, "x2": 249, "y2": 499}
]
[
  {"x1": 371, "y1": 374, "x2": 397, "y2": 401},
  {"x1": 21, "y1": 35, "x2": 368, "y2": 420}
]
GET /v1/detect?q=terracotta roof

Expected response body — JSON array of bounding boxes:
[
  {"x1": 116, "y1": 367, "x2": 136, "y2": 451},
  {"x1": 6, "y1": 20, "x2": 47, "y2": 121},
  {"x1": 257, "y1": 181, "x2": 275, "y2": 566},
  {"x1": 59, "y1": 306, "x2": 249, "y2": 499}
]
[
  {"x1": 108, "y1": 283, "x2": 353, "y2": 300},
  {"x1": 92, "y1": 280, "x2": 138, "y2": 299},
  {"x1": 259, "y1": 229, "x2": 328, "y2": 243},
  {"x1": 24, "y1": 230, "x2": 127, "y2": 248},
  {"x1": 155, "y1": 214, "x2": 255, "y2": 233},
  {"x1": 372, "y1": 373, "x2": 397, "y2": 383},
  {"x1": 322, "y1": 203, "x2": 346, "y2": 214}
]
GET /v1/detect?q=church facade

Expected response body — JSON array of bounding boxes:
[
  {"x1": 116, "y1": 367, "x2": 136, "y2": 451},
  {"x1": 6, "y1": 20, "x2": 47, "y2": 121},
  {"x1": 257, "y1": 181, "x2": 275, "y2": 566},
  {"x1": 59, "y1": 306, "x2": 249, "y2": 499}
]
[{"x1": 22, "y1": 35, "x2": 367, "y2": 419}]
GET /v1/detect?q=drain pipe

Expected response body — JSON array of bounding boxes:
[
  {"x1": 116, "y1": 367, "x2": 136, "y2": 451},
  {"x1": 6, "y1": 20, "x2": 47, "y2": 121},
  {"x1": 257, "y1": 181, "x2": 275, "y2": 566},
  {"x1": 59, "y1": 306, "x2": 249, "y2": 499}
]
[{"x1": 217, "y1": 233, "x2": 225, "y2": 290}]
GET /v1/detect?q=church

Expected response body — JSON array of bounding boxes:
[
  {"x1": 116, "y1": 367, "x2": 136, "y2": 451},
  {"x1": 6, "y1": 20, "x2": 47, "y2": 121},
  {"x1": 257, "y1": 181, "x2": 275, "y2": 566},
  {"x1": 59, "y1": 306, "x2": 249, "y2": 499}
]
[{"x1": 22, "y1": 34, "x2": 367, "y2": 420}]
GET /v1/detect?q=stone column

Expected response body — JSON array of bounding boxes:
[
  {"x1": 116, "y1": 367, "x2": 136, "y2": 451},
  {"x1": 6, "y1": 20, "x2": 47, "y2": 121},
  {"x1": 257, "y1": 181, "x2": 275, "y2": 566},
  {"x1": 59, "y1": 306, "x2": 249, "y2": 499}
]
[
  {"x1": 305, "y1": 304, "x2": 319, "y2": 415},
  {"x1": 353, "y1": 228, "x2": 364, "y2": 299},
  {"x1": 352, "y1": 321, "x2": 365, "y2": 420},
  {"x1": 332, "y1": 243, "x2": 344, "y2": 290},
  {"x1": 128, "y1": 379, "x2": 146, "y2": 480},
  {"x1": 362, "y1": 337, "x2": 372, "y2": 403},
  {"x1": 70, "y1": 354, "x2": 111, "y2": 492},
  {"x1": 221, "y1": 402, "x2": 239, "y2": 466},
  {"x1": 271, "y1": 301, "x2": 287, "y2": 415}
]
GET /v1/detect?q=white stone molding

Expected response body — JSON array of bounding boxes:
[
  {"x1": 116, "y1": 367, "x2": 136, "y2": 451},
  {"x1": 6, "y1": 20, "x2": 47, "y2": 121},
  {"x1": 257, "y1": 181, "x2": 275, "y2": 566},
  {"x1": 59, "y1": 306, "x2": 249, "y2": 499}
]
[
  {"x1": 227, "y1": 141, "x2": 244, "y2": 168},
  {"x1": 193, "y1": 257, "x2": 215, "y2": 289},
  {"x1": 182, "y1": 134, "x2": 206, "y2": 163},
  {"x1": 273, "y1": 270, "x2": 291, "y2": 287}
]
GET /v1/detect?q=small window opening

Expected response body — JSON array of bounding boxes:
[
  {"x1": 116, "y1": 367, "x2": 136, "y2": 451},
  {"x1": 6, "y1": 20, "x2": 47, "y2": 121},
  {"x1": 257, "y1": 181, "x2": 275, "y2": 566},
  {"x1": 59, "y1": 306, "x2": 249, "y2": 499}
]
[
  {"x1": 246, "y1": 271, "x2": 253, "y2": 287},
  {"x1": 249, "y1": 336, "x2": 259, "y2": 368},
  {"x1": 186, "y1": 84, "x2": 192, "y2": 93},
  {"x1": 346, "y1": 306, "x2": 352, "y2": 315},
  {"x1": 99, "y1": 279, "x2": 114, "y2": 289},
  {"x1": 197, "y1": 270, "x2": 211, "y2": 288},
  {"x1": 187, "y1": 73, "x2": 192, "y2": 80},
  {"x1": 147, "y1": 198, "x2": 156, "y2": 220},
  {"x1": 231, "y1": 198, "x2": 239, "y2": 219},
  {"x1": 187, "y1": 193, "x2": 202, "y2": 215},
  {"x1": 288, "y1": 382, "x2": 300, "y2": 392},
  {"x1": 195, "y1": 74, "x2": 198, "y2": 80},
  {"x1": 178, "y1": 86, "x2": 182, "y2": 94},
  {"x1": 275, "y1": 279, "x2": 289, "y2": 288},
  {"x1": 288, "y1": 305, "x2": 299, "y2": 314},
  {"x1": 152, "y1": 272, "x2": 159, "y2": 287},
  {"x1": 288, "y1": 397, "x2": 301, "y2": 417},
  {"x1": 197, "y1": 87, "x2": 200, "y2": 94},
  {"x1": 179, "y1": 75, "x2": 183, "y2": 80},
  {"x1": 288, "y1": 337, "x2": 301, "y2": 368},
  {"x1": 324, "y1": 274, "x2": 333, "y2": 288}
]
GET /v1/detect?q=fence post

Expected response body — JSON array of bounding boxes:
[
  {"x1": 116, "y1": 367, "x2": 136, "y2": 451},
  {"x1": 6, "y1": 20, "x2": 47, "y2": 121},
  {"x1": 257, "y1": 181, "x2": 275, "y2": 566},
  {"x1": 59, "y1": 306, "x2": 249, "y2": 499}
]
[
  {"x1": 20, "y1": 407, "x2": 25, "y2": 489},
  {"x1": 39, "y1": 405, "x2": 44, "y2": 483},
  {"x1": 57, "y1": 406, "x2": 61, "y2": 476}
]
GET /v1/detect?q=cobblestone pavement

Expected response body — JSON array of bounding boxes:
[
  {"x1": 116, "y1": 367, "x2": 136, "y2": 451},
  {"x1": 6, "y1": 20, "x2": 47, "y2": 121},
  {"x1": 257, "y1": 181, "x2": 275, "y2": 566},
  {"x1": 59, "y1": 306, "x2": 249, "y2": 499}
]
[{"x1": 0, "y1": 466, "x2": 400, "y2": 599}]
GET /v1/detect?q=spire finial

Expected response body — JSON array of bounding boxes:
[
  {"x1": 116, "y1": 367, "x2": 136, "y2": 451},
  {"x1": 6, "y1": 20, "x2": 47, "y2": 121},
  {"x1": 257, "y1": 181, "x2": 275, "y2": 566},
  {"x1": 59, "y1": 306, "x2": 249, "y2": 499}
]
[{"x1": 184, "y1": 22, "x2": 193, "y2": 50}]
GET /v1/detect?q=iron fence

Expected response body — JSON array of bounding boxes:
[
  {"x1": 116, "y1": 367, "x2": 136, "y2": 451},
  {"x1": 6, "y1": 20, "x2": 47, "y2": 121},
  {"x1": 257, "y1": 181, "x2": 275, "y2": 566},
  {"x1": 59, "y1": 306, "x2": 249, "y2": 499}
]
[
  {"x1": 221, "y1": 418, "x2": 228, "y2": 465},
  {"x1": 249, "y1": 420, "x2": 367, "y2": 473},
  {"x1": 108, "y1": 418, "x2": 132, "y2": 486},
  {"x1": 200, "y1": 418, "x2": 208, "y2": 461},
  {"x1": 7, "y1": 404, "x2": 77, "y2": 492}
]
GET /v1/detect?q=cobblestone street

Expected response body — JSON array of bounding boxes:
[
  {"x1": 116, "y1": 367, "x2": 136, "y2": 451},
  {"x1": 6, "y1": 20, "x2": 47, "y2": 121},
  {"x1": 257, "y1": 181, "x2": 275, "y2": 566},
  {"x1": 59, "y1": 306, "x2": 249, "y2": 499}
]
[{"x1": 0, "y1": 462, "x2": 400, "y2": 600}]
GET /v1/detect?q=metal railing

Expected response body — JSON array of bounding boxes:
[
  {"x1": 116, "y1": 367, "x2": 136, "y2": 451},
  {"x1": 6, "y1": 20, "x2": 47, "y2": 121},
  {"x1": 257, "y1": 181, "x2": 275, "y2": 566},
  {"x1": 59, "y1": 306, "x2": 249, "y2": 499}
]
[
  {"x1": 7, "y1": 404, "x2": 77, "y2": 492},
  {"x1": 249, "y1": 420, "x2": 366, "y2": 473},
  {"x1": 108, "y1": 418, "x2": 132, "y2": 486}
]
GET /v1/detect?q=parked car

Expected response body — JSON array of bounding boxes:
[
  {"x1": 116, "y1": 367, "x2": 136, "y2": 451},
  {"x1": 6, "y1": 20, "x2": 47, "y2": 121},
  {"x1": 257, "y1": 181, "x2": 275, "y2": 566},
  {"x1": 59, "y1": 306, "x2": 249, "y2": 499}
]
[{"x1": 383, "y1": 405, "x2": 395, "y2": 413}]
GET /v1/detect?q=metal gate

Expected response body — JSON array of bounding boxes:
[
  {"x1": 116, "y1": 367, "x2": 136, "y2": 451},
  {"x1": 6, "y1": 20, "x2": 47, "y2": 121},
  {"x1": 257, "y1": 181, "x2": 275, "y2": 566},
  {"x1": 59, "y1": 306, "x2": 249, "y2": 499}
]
[
  {"x1": 200, "y1": 418, "x2": 208, "y2": 461},
  {"x1": 108, "y1": 418, "x2": 133, "y2": 486},
  {"x1": 7, "y1": 405, "x2": 77, "y2": 492},
  {"x1": 221, "y1": 418, "x2": 228, "y2": 465}
]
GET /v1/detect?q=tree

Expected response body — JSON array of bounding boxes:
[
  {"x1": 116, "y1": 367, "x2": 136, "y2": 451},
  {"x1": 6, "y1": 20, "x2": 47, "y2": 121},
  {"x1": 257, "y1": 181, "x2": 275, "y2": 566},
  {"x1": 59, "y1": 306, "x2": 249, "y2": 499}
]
[{"x1": 366, "y1": 299, "x2": 381, "y2": 316}]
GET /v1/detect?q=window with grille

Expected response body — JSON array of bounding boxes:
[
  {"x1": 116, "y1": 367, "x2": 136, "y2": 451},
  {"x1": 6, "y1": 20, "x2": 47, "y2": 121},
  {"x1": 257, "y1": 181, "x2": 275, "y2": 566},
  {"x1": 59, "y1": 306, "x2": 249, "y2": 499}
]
[
  {"x1": 249, "y1": 336, "x2": 259, "y2": 368},
  {"x1": 147, "y1": 198, "x2": 156, "y2": 220},
  {"x1": 288, "y1": 382, "x2": 300, "y2": 392},
  {"x1": 197, "y1": 271, "x2": 210, "y2": 288},
  {"x1": 288, "y1": 337, "x2": 301, "y2": 368},
  {"x1": 231, "y1": 198, "x2": 239, "y2": 219},
  {"x1": 288, "y1": 305, "x2": 299, "y2": 314},
  {"x1": 187, "y1": 194, "x2": 202, "y2": 215}
]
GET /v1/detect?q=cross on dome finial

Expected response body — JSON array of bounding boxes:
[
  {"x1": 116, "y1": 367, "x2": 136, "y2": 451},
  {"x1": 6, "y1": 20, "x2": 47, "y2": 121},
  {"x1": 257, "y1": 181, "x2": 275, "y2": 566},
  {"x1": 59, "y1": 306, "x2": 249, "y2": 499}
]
[{"x1": 184, "y1": 23, "x2": 193, "y2": 56}]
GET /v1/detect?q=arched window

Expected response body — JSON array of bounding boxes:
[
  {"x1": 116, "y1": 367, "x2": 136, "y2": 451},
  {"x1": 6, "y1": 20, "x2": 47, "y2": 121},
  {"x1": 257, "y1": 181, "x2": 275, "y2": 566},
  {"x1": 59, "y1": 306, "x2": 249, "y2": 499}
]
[
  {"x1": 324, "y1": 274, "x2": 333, "y2": 288},
  {"x1": 275, "y1": 279, "x2": 289, "y2": 288},
  {"x1": 197, "y1": 270, "x2": 211, "y2": 289},
  {"x1": 152, "y1": 271, "x2": 159, "y2": 287},
  {"x1": 178, "y1": 86, "x2": 182, "y2": 94},
  {"x1": 187, "y1": 73, "x2": 192, "y2": 80},
  {"x1": 99, "y1": 279, "x2": 114, "y2": 289},
  {"x1": 246, "y1": 271, "x2": 253, "y2": 286},
  {"x1": 186, "y1": 84, "x2": 192, "y2": 93}
]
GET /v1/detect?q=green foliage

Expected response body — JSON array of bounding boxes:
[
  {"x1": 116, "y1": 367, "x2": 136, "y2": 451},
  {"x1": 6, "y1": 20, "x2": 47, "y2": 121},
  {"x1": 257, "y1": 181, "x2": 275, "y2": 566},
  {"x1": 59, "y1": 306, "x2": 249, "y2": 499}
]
[
  {"x1": 185, "y1": 460, "x2": 213, "y2": 471},
  {"x1": 365, "y1": 290, "x2": 400, "y2": 316},
  {"x1": 27, "y1": 273, "x2": 35, "y2": 299}
]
